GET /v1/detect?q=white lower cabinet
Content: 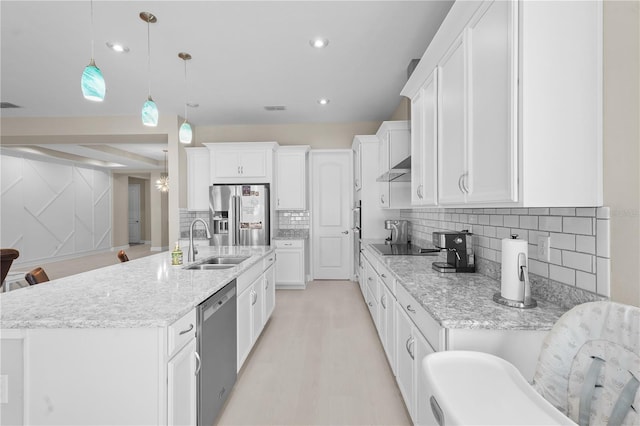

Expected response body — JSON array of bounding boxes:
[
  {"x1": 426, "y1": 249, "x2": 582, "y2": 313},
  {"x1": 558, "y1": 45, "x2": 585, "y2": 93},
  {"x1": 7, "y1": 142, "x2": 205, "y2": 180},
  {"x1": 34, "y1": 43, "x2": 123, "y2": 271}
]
[
  {"x1": 380, "y1": 281, "x2": 396, "y2": 375},
  {"x1": 236, "y1": 254, "x2": 276, "y2": 371},
  {"x1": 167, "y1": 338, "x2": 197, "y2": 426},
  {"x1": 274, "y1": 239, "x2": 306, "y2": 289},
  {"x1": 395, "y1": 306, "x2": 415, "y2": 420}
]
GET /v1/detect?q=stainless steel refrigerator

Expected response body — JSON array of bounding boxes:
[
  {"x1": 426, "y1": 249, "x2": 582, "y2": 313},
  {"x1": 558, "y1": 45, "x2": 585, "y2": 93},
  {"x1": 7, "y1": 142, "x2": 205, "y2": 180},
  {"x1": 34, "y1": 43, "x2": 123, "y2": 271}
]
[{"x1": 209, "y1": 184, "x2": 270, "y2": 246}]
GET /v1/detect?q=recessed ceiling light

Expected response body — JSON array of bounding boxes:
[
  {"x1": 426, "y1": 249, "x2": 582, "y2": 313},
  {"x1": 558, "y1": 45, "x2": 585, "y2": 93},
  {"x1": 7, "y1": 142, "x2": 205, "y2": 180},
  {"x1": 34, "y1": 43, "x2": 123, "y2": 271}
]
[
  {"x1": 317, "y1": 98, "x2": 330, "y2": 105},
  {"x1": 106, "y1": 42, "x2": 129, "y2": 53},
  {"x1": 309, "y1": 38, "x2": 329, "y2": 49}
]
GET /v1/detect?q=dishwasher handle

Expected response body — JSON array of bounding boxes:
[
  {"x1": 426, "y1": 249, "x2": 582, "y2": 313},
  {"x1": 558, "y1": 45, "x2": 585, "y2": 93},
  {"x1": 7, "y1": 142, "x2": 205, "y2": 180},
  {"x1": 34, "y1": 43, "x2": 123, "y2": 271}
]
[{"x1": 202, "y1": 283, "x2": 237, "y2": 322}]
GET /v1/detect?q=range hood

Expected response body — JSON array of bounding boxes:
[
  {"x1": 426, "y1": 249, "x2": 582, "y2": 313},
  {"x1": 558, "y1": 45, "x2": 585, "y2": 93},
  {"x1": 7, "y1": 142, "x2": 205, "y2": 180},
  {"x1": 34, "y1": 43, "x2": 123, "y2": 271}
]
[{"x1": 376, "y1": 156, "x2": 411, "y2": 182}]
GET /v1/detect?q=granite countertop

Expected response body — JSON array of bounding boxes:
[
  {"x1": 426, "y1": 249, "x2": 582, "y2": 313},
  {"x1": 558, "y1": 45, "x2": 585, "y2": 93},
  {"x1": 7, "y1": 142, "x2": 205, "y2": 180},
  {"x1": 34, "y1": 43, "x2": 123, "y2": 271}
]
[
  {"x1": 0, "y1": 246, "x2": 274, "y2": 329},
  {"x1": 365, "y1": 242, "x2": 568, "y2": 331},
  {"x1": 273, "y1": 229, "x2": 309, "y2": 240}
]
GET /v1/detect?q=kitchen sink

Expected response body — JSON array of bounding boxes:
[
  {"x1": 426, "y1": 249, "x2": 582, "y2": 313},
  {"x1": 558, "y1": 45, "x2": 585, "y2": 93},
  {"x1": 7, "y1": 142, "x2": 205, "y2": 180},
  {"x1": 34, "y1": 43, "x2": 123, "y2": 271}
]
[
  {"x1": 185, "y1": 264, "x2": 235, "y2": 270},
  {"x1": 183, "y1": 256, "x2": 250, "y2": 271},
  {"x1": 200, "y1": 256, "x2": 249, "y2": 265}
]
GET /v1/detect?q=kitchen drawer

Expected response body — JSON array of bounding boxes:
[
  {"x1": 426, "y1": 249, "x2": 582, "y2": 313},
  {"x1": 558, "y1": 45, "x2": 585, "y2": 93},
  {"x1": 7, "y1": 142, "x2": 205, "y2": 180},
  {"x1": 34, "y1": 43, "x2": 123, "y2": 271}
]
[
  {"x1": 237, "y1": 261, "x2": 263, "y2": 295},
  {"x1": 263, "y1": 251, "x2": 276, "y2": 269},
  {"x1": 274, "y1": 240, "x2": 303, "y2": 249},
  {"x1": 377, "y1": 263, "x2": 396, "y2": 296},
  {"x1": 168, "y1": 309, "x2": 196, "y2": 357},
  {"x1": 396, "y1": 284, "x2": 442, "y2": 351}
]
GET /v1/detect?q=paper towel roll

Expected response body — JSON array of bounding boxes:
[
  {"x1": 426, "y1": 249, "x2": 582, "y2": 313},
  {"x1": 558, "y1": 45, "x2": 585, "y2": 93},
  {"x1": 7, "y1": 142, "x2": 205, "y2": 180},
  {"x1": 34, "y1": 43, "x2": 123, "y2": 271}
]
[{"x1": 500, "y1": 237, "x2": 528, "y2": 301}]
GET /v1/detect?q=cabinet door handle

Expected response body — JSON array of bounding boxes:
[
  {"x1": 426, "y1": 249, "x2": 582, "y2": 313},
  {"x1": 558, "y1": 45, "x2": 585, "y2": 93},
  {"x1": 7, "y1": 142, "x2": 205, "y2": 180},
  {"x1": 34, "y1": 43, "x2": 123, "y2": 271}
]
[
  {"x1": 355, "y1": 179, "x2": 360, "y2": 187},
  {"x1": 380, "y1": 194, "x2": 385, "y2": 204},
  {"x1": 367, "y1": 277, "x2": 372, "y2": 282},
  {"x1": 417, "y1": 184, "x2": 423, "y2": 199},
  {"x1": 265, "y1": 279, "x2": 269, "y2": 290},
  {"x1": 251, "y1": 290, "x2": 257, "y2": 305},
  {"x1": 407, "y1": 305, "x2": 416, "y2": 314},
  {"x1": 238, "y1": 166, "x2": 241, "y2": 175},
  {"x1": 241, "y1": 166, "x2": 244, "y2": 174},
  {"x1": 368, "y1": 301, "x2": 373, "y2": 307},
  {"x1": 381, "y1": 273, "x2": 387, "y2": 278},
  {"x1": 194, "y1": 351, "x2": 201, "y2": 376},
  {"x1": 461, "y1": 173, "x2": 469, "y2": 194},
  {"x1": 179, "y1": 323, "x2": 194, "y2": 335},
  {"x1": 458, "y1": 174, "x2": 464, "y2": 194},
  {"x1": 381, "y1": 294, "x2": 386, "y2": 309},
  {"x1": 277, "y1": 198, "x2": 280, "y2": 206},
  {"x1": 405, "y1": 336, "x2": 415, "y2": 360}
]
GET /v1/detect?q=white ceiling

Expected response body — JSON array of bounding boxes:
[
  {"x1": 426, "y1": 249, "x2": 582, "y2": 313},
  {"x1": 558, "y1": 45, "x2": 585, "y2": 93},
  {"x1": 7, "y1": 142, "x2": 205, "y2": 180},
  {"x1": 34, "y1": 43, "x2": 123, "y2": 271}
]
[{"x1": 1, "y1": 1, "x2": 453, "y2": 169}]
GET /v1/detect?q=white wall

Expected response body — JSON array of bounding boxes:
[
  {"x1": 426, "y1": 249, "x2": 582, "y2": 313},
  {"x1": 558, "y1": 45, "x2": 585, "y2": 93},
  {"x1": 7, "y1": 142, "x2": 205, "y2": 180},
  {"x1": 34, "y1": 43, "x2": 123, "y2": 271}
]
[{"x1": 0, "y1": 153, "x2": 112, "y2": 266}]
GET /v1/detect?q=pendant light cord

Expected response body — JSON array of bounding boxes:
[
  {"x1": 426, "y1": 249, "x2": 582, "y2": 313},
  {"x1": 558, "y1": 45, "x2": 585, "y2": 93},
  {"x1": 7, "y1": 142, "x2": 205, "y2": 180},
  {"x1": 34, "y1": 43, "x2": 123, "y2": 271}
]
[
  {"x1": 184, "y1": 59, "x2": 188, "y2": 120},
  {"x1": 147, "y1": 19, "x2": 152, "y2": 98},
  {"x1": 90, "y1": 0, "x2": 95, "y2": 60}
]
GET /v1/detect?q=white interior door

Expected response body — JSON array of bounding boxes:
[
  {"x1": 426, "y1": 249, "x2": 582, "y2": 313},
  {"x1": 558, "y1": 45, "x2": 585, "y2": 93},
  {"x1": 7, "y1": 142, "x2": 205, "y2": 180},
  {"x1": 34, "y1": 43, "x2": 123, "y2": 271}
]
[
  {"x1": 311, "y1": 150, "x2": 352, "y2": 279},
  {"x1": 128, "y1": 183, "x2": 141, "y2": 244}
]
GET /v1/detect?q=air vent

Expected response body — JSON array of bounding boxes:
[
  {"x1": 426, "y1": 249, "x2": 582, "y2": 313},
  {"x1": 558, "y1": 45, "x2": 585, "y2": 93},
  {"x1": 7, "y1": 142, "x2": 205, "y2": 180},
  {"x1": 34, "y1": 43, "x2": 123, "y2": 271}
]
[
  {"x1": 264, "y1": 105, "x2": 286, "y2": 111},
  {"x1": 0, "y1": 102, "x2": 21, "y2": 109}
]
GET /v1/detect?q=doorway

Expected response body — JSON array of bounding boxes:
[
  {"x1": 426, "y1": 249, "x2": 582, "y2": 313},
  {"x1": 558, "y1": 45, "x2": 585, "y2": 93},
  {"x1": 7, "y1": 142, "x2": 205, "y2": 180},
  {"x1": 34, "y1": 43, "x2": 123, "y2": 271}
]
[
  {"x1": 128, "y1": 183, "x2": 141, "y2": 244},
  {"x1": 310, "y1": 150, "x2": 353, "y2": 279}
]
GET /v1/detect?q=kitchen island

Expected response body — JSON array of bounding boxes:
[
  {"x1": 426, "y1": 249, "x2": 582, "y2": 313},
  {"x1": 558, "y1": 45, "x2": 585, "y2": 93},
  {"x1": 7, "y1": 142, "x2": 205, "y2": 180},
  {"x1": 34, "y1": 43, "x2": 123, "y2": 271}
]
[{"x1": 0, "y1": 246, "x2": 275, "y2": 426}]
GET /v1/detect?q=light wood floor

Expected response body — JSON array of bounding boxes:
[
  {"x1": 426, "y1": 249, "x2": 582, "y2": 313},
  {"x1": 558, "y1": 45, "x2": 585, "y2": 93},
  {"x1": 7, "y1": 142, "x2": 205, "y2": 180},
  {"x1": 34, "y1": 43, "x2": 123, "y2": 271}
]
[{"x1": 217, "y1": 280, "x2": 412, "y2": 426}]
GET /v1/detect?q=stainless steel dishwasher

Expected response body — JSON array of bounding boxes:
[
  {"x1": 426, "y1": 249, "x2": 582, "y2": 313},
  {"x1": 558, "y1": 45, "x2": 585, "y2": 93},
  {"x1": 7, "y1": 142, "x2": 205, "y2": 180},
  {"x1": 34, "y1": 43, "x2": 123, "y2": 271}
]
[{"x1": 197, "y1": 280, "x2": 237, "y2": 426}]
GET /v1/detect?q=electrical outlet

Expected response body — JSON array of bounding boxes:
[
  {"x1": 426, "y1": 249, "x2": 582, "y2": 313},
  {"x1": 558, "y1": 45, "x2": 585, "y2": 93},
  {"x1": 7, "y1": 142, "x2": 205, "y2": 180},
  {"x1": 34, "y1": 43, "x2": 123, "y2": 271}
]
[{"x1": 537, "y1": 236, "x2": 551, "y2": 262}]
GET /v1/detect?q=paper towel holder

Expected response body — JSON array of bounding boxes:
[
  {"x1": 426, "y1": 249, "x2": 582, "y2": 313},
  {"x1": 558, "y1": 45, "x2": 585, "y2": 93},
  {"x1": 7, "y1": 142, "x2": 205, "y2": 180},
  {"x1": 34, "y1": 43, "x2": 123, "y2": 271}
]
[{"x1": 493, "y1": 235, "x2": 538, "y2": 309}]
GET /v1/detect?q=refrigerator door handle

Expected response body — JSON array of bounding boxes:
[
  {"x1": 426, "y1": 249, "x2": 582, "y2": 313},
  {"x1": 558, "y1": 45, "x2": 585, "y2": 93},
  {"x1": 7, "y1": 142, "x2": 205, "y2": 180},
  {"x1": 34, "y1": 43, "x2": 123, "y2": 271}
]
[{"x1": 232, "y1": 194, "x2": 241, "y2": 245}]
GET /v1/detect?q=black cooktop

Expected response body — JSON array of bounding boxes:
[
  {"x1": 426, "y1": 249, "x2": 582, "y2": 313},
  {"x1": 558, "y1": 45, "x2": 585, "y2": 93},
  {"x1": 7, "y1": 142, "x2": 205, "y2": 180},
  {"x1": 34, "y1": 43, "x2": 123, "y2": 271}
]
[{"x1": 371, "y1": 243, "x2": 440, "y2": 256}]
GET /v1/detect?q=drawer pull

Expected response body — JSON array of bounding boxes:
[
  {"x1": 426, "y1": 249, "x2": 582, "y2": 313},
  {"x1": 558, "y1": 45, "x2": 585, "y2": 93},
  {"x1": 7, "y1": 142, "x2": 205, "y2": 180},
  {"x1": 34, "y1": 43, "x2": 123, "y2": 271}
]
[
  {"x1": 268, "y1": 257, "x2": 274, "y2": 261},
  {"x1": 407, "y1": 305, "x2": 416, "y2": 314},
  {"x1": 381, "y1": 294, "x2": 387, "y2": 309},
  {"x1": 179, "y1": 323, "x2": 194, "y2": 335},
  {"x1": 194, "y1": 351, "x2": 201, "y2": 375},
  {"x1": 368, "y1": 301, "x2": 373, "y2": 307},
  {"x1": 381, "y1": 273, "x2": 387, "y2": 278},
  {"x1": 406, "y1": 336, "x2": 415, "y2": 360}
]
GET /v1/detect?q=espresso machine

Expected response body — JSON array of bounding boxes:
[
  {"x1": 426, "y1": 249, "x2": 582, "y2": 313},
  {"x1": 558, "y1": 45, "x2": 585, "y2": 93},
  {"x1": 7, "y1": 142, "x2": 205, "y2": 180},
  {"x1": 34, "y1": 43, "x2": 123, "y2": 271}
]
[{"x1": 432, "y1": 230, "x2": 476, "y2": 273}]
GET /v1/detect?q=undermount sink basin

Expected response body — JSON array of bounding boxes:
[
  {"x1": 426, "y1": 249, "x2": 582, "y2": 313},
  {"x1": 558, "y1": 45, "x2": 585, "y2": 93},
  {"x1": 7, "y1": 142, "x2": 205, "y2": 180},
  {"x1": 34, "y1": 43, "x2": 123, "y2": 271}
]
[
  {"x1": 185, "y1": 264, "x2": 235, "y2": 270},
  {"x1": 201, "y1": 256, "x2": 249, "y2": 265},
  {"x1": 183, "y1": 256, "x2": 250, "y2": 271}
]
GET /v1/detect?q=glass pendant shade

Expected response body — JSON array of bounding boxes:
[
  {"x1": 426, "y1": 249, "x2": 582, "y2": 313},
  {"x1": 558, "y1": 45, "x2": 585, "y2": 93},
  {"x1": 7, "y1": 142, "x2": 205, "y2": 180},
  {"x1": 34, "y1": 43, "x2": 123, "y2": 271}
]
[
  {"x1": 81, "y1": 60, "x2": 105, "y2": 102},
  {"x1": 179, "y1": 121, "x2": 193, "y2": 144},
  {"x1": 142, "y1": 97, "x2": 159, "y2": 127}
]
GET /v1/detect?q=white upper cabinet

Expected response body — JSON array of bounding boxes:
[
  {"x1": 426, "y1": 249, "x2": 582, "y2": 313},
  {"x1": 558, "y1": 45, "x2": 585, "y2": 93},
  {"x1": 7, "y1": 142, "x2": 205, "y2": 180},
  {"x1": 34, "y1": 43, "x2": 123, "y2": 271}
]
[
  {"x1": 410, "y1": 69, "x2": 438, "y2": 206},
  {"x1": 402, "y1": 0, "x2": 603, "y2": 207},
  {"x1": 437, "y1": 34, "x2": 468, "y2": 205},
  {"x1": 376, "y1": 121, "x2": 412, "y2": 209},
  {"x1": 204, "y1": 142, "x2": 277, "y2": 184},
  {"x1": 275, "y1": 146, "x2": 309, "y2": 210},
  {"x1": 185, "y1": 147, "x2": 211, "y2": 211}
]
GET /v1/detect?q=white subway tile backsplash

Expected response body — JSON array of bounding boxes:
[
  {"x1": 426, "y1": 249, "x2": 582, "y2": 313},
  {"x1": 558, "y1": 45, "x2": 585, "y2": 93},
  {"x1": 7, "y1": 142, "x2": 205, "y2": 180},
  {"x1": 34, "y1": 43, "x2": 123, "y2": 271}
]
[
  {"x1": 400, "y1": 205, "x2": 608, "y2": 298},
  {"x1": 596, "y1": 257, "x2": 611, "y2": 297},
  {"x1": 550, "y1": 264, "x2": 576, "y2": 285},
  {"x1": 596, "y1": 219, "x2": 610, "y2": 258},
  {"x1": 550, "y1": 207, "x2": 576, "y2": 216},
  {"x1": 539, "y1": 216, "x2": 563, "y2": 232},
  {"x1": 504, "y1": 215, "x2": 519, "y2": 227},
  {"x1": 576, "y1": 271, "x2": 597, "y2": 293},
  {"x1": 562, "y1": 251, "x2": 593, "y2": 272},
  {"x1": 576, "y1": 207, "x2": 596, "y2": 217},
  {"x1": 596, "y1": 207, "x2": 610, "y2": 219},
  {"x1": 563, "y1": 217, "x2": 593, "y2": 235},
  {"x1": 550, "y1": 232, "x2": 576, "y2": 250},
  {"x1": 529, "y1": 208, "x2": 550, "y2": 215},
  {"x1": 520, "y1": 215, "x2": 539, "y2": 230},
  {"x1": 576, "y1": 235, "x2": 596, "y2": 254},
  {"x1": 529, "y1": 259, "x2": 549, "y2": 277}
]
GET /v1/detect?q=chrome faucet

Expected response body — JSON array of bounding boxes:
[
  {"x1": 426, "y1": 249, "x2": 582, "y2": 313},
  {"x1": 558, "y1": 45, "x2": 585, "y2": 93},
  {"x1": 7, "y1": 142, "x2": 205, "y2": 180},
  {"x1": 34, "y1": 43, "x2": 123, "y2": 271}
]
[{"x1": 188, "y1": 218, "x2": 212, "y2": 262}]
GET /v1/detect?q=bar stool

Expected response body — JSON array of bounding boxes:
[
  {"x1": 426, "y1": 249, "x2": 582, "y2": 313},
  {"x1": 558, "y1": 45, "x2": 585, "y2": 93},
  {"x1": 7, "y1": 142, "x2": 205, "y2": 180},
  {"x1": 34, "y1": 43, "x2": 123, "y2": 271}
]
[
  {"x1": 117, "y1": 250, "x2": 129, "y2": 262},
  {"x1": 1, "y1": 248, "x2": 20, "y2": 285},
  {"x1": 25, "y1": 267, "x2": 50, "y2": 285}
]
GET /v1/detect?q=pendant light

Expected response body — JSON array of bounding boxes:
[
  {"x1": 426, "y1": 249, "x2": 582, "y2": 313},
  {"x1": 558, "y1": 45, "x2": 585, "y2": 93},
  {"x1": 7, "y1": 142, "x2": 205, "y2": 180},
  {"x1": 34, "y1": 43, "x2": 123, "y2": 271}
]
[
  {"x1": 140, "y1": 12, "x2": 158, "y2": 127},
  {"x1": 81, "y1": 0, "x2": 105, "y2": 101},
  {"x1": 156, "y1": 149, "x2": 169, "y2": 192},
  {"x1": 178, "y1": 52, "x2": 193, "y2": 144}
]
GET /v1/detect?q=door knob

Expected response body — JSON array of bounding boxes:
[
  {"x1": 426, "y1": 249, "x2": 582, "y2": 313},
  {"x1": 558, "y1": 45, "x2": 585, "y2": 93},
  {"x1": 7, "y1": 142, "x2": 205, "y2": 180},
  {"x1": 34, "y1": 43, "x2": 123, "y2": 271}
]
[{"x1": 342, "y1": 230, "x2": 349, "y2": 235}]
